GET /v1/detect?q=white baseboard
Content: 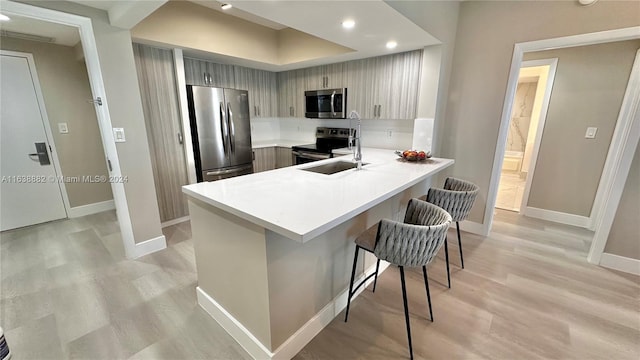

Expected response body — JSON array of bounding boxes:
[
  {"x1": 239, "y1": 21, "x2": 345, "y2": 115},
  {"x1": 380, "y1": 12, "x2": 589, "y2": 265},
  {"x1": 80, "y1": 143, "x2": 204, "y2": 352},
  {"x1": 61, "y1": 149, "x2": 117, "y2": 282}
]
[
  {"x1": 132, "y1": 235, "x2": 166, "y2": 258},
  {"x1": 599, "y1": 253, "x2": 640, "y2": 276},
  {"x1": 459, "y1": 220, "x2": 488, "y2": 236},
  {"x1": 197, "y1": 260, "x2": 390, "y2": 359},
  {"x1": 161, "y1": 215, "x2": 190, "y2": 228},
  {"x1": 523, "y1": 206, "x2": 590, "y2": 228},
  {"x1": 67, "y1": 200, "x2": 115, "y2": 218}
]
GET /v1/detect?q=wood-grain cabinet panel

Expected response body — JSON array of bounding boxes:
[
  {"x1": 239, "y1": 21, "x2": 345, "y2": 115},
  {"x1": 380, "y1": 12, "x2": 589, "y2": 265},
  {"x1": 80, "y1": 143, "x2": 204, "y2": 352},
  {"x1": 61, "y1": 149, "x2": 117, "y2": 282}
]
[{"x1": 253, "y1": 147, "x2": 276, "y2": 173}]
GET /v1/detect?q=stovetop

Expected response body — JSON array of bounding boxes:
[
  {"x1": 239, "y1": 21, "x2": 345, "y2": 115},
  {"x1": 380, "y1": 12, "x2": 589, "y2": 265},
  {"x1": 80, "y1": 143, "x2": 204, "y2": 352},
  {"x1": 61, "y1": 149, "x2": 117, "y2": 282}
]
[{"x1": 292, "y1": 127, "x2": 354, "y2": 154}]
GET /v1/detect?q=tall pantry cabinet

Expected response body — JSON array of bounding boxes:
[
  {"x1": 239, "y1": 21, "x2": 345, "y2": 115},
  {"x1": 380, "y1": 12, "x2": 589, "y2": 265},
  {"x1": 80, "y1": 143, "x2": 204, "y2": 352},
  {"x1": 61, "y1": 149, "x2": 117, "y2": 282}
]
[{"x1": 133, "y1": 43, "x2": 189, "y2": 223}]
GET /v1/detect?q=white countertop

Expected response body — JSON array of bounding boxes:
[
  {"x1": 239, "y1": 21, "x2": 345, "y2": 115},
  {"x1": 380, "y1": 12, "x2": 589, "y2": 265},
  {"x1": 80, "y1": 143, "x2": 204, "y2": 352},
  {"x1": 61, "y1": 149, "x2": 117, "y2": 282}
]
[
  {"x1": 252, "y1": 140, "x2": 307, "y2": 149},
  {"x1": 183, "y1": 149, "x2": 454, "y2": 243}
]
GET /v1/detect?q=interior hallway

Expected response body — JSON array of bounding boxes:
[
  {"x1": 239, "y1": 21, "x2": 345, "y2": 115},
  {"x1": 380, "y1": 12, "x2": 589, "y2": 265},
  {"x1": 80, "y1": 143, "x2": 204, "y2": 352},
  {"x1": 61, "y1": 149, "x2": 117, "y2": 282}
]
[
  {"x1": 1, "y1": 209, "x2": 638, "y2": 359},
  {"x1": 495, "y1": 171, "x2": 527, "y2": 212}
]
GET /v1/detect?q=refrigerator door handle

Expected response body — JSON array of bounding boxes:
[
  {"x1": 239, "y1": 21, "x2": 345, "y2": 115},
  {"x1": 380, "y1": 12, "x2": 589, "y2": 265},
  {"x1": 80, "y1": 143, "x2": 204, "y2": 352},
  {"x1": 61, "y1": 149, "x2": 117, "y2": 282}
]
[
  {"x1": 219, "y1": 102, "x2": 228, "y2": 156},
  {"x1": 227, "y1": 102, "x2": 236, "y2": 153}
]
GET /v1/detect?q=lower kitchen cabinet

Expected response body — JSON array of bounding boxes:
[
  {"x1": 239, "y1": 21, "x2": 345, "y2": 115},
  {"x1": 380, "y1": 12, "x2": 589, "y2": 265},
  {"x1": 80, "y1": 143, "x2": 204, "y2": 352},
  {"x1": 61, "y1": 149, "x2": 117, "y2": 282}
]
[
  {"x1": 253, "y1": 147, "x2": 293, "y2": 172},
  {"x1": 276, "y1": 147, "x2": 293, "y2": 168},
  {"x1": 253, "y1": 147, "x2": 276, "y2": 173}
]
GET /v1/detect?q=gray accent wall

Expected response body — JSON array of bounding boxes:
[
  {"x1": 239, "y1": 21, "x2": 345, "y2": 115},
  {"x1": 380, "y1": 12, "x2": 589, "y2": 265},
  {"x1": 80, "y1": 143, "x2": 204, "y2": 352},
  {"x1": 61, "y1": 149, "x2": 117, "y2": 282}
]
[
  {"x1": 604, "y1": 142, "x2": 640, "y2": 260},
  {"x1": 0, "y1": 37, "x2": 112, "y2": 208},
  {"x1": 524, "y1": 40, "x2": 640, "y2": 216}
]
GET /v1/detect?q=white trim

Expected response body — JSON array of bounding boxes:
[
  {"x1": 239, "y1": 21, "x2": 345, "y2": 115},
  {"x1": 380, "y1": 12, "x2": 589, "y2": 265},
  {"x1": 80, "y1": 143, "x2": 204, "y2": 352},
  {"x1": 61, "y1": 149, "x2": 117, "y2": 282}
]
[
  {"x1": 68, "y1": 200, "x2": 115, "y2": 218},
  {"x1": 484, "y1": 27, "x2": 640, "y2": 255},
  {"x1": 1, "y1": 50, "x2": 72, "y2": 219},
  {"x1": 588, "y1": 49, "x2": 640, "y2": 264},
  {"x1": 1, "y1": 1, "x2": 138, "y2": 259},
  {"x1": 161, "y1": 215, "x2": 190, "y2": 228},
  {"x1": 599, "y1": 253, "x2": 640, "y2": 276},
  {"x1": 589, "y1": 48, "x2": 640, "y2": 232},
  {"x1": 173, "y1": 48, "x2": 198, "y2": 185},
  {"x1": 523, "y1": 207, "x2": 591, "y2": 228},
  {"x1": 133, "y1": 235, "x2": 167, "y2": 258},
  {"x1": 197, "y1": 260, "x2": 390, "y2": 359},
  {"x1": 459, "y1": 220, "x2": 488, "y2": 237},
  {"x1": 518, "y1": 58, "x2": 558, "y2": 212}
]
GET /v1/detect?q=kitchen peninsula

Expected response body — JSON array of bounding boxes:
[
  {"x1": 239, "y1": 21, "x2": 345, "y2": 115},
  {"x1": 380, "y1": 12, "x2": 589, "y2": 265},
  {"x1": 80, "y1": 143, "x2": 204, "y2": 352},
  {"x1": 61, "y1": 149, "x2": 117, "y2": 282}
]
[{"x1": 182, "y1": 149, "x2": 454, "y2": 359}]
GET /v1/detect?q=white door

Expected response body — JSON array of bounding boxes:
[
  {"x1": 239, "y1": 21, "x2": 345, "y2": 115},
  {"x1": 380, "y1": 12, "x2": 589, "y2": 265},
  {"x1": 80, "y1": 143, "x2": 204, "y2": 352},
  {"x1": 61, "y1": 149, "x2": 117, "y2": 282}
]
[{"x1": 0, "y1": 53, "x2": 67, "y2": 231}]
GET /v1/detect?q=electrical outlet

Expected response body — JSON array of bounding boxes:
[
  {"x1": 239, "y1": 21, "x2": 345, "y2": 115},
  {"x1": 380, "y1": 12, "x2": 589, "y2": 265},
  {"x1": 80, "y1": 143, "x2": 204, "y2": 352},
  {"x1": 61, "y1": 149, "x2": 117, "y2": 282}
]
[
  {"x1": 386, "y1": 129, "x2": 393, "y2": 138},
  {"x1": 585, "y1": 127, "x2": 597, "y2": 139}
]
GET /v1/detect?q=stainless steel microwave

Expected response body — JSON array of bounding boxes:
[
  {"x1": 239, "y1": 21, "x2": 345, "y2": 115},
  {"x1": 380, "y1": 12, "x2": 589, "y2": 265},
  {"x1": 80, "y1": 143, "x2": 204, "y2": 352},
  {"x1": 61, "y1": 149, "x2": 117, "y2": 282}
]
[{"x1": 304, "y1": 88, "x2": 347, "y2": 119}]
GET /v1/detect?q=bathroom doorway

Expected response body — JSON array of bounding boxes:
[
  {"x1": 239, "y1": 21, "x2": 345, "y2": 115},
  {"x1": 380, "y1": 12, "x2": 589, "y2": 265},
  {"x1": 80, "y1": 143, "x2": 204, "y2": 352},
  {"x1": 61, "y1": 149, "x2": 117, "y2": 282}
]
[{"x1": 495, "y1": 59, "x2": 557, "y2": 212}]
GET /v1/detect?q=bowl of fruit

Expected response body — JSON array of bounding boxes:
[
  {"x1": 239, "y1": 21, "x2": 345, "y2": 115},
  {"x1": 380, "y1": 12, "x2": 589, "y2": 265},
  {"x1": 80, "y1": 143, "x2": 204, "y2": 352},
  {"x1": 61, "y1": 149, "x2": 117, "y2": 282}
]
[{"x1": 395, "y1": 150, "x2": 431, "y2": 162}]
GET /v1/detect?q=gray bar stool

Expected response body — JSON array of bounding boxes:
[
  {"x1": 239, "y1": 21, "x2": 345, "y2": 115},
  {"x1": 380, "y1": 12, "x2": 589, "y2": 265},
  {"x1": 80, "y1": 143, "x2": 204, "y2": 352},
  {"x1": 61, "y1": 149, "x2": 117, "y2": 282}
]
[
  {"x1": 426, "y1": 177, "x2": 479, "y2": 288},
  {"x1": 344, "y1": 198, "x2": 452, "y2": 360}
]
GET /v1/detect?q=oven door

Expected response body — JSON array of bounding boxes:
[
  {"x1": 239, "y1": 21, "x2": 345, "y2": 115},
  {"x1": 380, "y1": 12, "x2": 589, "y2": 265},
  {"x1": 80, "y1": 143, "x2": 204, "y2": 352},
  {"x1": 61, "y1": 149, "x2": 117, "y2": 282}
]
[
  {"x1": 305, "y1": 89, "x2": 346, "y2": 119},
  {"x1": 292, "y1": 150, "x2": 331, "y2": 165}
]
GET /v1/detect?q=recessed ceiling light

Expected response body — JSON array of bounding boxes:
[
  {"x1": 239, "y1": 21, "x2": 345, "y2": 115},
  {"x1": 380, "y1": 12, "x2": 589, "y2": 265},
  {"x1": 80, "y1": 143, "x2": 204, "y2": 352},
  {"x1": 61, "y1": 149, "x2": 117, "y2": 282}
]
[
  {"x1": 0, "y1": 13, "x2": 10, "y2": 22},
  {"x1": 221, "y1": 3, "x2": 232, "y2": 10},
  {"x1": 386, "y1": 41, "x2": 397, "y2": 49},
  {"x1": 342, "y1": 19, "x2": 355, "y2": 29}
]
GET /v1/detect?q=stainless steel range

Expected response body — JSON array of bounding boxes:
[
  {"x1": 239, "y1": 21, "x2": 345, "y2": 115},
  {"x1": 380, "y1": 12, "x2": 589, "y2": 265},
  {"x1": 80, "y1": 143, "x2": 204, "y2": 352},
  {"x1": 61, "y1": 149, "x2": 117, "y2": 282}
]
[{"x1": 292, "y1": 127, "x2": 354, "y2": 165}]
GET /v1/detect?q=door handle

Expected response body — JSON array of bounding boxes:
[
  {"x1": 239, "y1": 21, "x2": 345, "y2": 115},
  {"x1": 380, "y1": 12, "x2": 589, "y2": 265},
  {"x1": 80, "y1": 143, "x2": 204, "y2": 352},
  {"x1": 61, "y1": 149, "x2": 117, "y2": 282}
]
[
  {"x1": 227, "y1": 102, "x2": 235, "y2": 153},
  {"x1": 220, "y1": 102, "x2": 228, "y2": 156},
  {"x1": 28, "y1": 142, "x2": 51, "y2": 165},
  {"x1": 330, "y1": 90, "x2": 336, "y2": 115}
]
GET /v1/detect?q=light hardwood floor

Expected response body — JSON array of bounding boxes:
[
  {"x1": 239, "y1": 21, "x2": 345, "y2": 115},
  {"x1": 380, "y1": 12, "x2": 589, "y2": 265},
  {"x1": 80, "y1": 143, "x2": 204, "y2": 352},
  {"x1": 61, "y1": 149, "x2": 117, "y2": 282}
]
[
  {"x1": 1, "y1": 210, "x2": 638, "y2": 359},
  {"x1": 296, "y1": 210, "x2": 640, "y2": 359}
]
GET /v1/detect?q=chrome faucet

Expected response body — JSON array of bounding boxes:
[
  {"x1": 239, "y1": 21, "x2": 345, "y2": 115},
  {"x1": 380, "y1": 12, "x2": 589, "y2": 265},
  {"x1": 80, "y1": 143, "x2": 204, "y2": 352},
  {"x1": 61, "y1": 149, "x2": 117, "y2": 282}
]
[{"x1": 348, "y1": 110, "x2": 363, "y2": 170}]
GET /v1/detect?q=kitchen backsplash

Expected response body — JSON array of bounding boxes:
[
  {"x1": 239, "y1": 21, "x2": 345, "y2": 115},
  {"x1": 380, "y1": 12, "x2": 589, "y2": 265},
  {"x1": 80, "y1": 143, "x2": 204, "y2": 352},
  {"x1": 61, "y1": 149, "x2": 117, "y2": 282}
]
[{"x1": 251, "y1": 117, "x2": 414, "y2": 149}]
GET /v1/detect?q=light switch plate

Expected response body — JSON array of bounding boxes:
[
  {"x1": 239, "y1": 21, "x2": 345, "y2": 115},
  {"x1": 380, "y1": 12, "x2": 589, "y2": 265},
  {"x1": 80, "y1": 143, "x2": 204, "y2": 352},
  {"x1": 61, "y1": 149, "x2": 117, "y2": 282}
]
[
  {"x1": 585, "y1": 127, "x2": 597, "y2": 139},
  {"x1": 113, "y1": 128, "x2": 126, "y2": 142},
  {"x1": 58, "y1": 123, "x2": 69, "y2": 134}
]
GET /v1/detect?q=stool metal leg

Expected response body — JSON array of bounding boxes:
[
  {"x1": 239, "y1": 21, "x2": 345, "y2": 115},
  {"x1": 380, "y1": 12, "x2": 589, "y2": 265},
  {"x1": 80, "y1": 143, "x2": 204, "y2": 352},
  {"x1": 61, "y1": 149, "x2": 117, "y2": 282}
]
[
  {"x1": 345, "y1": 245, "x2": 360, "y2": 322},
  {"x1": 372, "y1": 258, "x2": 381, "y2": 292},
  {"x1": 444, "y1": 238, "x2": 451, "y2": 288},
  {"x1": 422, "y1": 266, "x2": 433, "y2": 322},
  {"x1": 399, "y1": 266, "x2": 413, "y2": 360},
  {"x1": 456, "y1": 221, "x2": 464, "y2": 269}
]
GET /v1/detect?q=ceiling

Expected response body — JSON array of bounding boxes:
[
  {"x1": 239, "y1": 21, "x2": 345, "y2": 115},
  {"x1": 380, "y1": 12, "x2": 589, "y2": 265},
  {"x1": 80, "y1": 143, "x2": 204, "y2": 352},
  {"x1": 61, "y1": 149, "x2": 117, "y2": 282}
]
[
  {"x1": 189, "y1": 0, "x2": 286, "y2": 30},
  {"x1": 14, "y1": 0, "x2": 442, "y2": 70},
  {"x1": 0, "y1": 14, "x2": 80, "y2": 46},
  {"x1": 218, "y1": 0, "x2": 440, "y2": 58}
]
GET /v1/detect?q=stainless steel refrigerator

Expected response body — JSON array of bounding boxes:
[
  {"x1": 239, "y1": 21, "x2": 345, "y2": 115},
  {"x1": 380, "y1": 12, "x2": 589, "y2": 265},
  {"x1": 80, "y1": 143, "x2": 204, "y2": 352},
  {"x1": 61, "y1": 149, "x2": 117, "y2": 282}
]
[{"x1": 186, "y1": 86, "x2": 253, "y2": 182}]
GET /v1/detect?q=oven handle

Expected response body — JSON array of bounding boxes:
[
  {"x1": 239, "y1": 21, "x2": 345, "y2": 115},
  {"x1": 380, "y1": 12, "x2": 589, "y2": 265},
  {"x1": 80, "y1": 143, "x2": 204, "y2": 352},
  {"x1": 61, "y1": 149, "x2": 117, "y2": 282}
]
[{"x1": 292, "y1": 150, "x2": 331, "y2": 161}]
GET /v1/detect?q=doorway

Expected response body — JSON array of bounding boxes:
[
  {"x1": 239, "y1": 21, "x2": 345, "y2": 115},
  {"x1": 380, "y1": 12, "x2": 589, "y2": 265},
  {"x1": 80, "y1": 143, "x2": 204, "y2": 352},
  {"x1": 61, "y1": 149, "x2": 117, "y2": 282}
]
[
  {"x1": 0, "y1": 15, "x2": 115, "y2": 232},
  {"x1": 0, "y1": 51, "x2": 68, "y2": 230},
  {"x1": 495, "y1": 59, "x2": 556, "y2": 212},
  {"x1": 0, "y1": 0, "x2": 142, "y2": 259}
]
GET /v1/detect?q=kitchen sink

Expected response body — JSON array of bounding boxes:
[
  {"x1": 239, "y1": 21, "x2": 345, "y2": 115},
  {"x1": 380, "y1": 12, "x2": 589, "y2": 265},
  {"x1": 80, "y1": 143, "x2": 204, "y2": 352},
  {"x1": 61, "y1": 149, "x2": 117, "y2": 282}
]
[{"x1": 300, "y1": 161, "x2": 367, "y2": 175}]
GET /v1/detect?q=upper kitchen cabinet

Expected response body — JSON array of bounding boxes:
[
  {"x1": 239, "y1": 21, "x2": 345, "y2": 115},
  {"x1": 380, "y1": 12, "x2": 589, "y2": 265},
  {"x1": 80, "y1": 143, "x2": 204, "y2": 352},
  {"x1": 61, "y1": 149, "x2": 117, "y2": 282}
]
[
  {"x1": 235, "y1": 66, "x2": 278, "y2": 118},
  {"x1": 184, "y1": 58, "x2": 208, "y2": 86},
  {"x1": 277, "y1": 69, "x2": 305, "y2": 117},
  {"x1": 304, "y1": 63, "x2": 345, "y2": 90},
  {"x1": 345, "y1": 57, "x2": 377, "y2": 118},
  {"x1": 184, "y1": 58, "x2": 235, "y2": 88},
  {"x1": 346, "y1": 50, "x2": 422, "y2": 120}
]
